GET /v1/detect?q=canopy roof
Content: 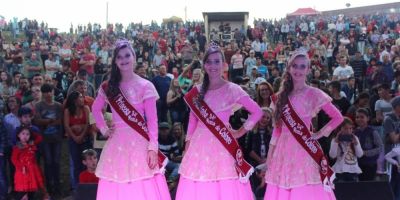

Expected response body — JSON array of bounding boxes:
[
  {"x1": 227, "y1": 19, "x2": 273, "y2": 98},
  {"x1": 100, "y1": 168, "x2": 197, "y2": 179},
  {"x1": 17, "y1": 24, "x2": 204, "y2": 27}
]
[{"x1": 287, "y1": 8, "x2": 320, "y2": 17}]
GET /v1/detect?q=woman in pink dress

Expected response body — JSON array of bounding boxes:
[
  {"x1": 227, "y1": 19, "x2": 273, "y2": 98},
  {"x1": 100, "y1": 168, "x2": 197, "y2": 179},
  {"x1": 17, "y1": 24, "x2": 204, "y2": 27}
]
[
  {"x1": 175, "y1": 42, "x2": 263, "y2": 200},
  {"x1": 92, "y1": 39, "x2": 170, "y2": 200},
  {"x1": 264, "y1": 50, "x2": 343, "y2": 200}
]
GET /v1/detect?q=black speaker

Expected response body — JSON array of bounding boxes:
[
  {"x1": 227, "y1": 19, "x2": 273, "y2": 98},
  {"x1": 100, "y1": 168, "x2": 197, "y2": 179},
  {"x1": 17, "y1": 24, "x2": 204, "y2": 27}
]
[
  {"x1": 73, "y1": 184, "x2": 98, "y2": 200},
  {"x1": 334, "y1": 181, "x2": 394, "y2": 200}
]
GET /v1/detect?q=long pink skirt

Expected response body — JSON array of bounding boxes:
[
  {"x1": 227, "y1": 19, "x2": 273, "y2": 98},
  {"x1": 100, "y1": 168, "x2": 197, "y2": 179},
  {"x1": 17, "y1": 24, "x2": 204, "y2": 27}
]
[
  {"x1": 96, "y1": 174, "x2": 171, "y2": 200},
  {"x1": 175, "y1": 176, "x2": 254, "y2": 200},
  {"x1": 264, "y1": 184, "x2": 336, "y2": 200}
]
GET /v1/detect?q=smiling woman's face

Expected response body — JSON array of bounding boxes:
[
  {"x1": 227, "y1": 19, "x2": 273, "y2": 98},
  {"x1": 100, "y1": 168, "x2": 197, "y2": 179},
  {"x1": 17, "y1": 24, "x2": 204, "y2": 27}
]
[
  {"x1": 116, "y1": 47, "x2": 135, "y2": 71},
  {"x1": 204, "y1": 52, "x2": 223, "y2": 79}
]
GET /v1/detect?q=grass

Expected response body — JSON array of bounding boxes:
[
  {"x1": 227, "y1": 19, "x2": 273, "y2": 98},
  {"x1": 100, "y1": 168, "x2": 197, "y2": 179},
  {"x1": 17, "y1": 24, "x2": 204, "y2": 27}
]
[{"x1": 1, "y1": 31, "x2": 26, "y2": 43}]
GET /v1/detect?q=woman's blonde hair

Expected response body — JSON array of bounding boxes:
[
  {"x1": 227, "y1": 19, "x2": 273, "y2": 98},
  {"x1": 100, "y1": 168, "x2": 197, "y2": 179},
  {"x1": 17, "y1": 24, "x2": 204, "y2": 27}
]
[
  {"x1": 255, "y1": 107, "x2": 273, "y2": 132},
  {"x1": 192, "y1": 68, "x2": 204, "y2": 84},
  {"x1": 168, "y1": 78, "x2": 180, "y2": 95},
  {"x1": 274, "y1": 49, "x2": 310, "y2": 125}
]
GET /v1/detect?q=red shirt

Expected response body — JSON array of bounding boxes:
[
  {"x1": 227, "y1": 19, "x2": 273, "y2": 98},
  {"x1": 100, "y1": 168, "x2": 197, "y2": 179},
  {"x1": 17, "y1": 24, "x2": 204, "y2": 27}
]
[
  {"x1": 70, "y1": 58, "x2": 80, "y2": 74},
  {"x1": 79, "y1": 170, "x2": 99, "y2": 184},
  {"x1": 152, "y1": 31, "x2": 159, "y2": 40},
  {"x1": 84, "y1": 96, "x2": 94, "y2": 109},
  {"x1": 81, "y1": 53, "x2": 96, "y2": 74},
  {"x1": 12, "y1": 133, "x2": 44, "y2": 191},
  {"x1": 158, "y1": 39, "x2": 167, "y2": 53}
]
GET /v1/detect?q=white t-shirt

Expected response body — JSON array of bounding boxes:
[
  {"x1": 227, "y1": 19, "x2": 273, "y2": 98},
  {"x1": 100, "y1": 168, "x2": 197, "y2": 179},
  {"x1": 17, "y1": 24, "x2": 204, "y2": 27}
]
[
  {"x1": 333, "y1": 65, "x2": 354, "y2": 80},
  {"x1": 59, "y1": 48, "x2": 72, "y2": 61},
  {"x1": 251, "y1": 41, "x2": 261, "y2": 52},
  {"x1": 375, "y1": 99, "x2": 393, "y2": 117},
  {"x1": 231, "y1": 54, "x2": 244, "y2": 69},
  {"x1": 45, "y1": 60, "x2": 61, "y2": 76}
]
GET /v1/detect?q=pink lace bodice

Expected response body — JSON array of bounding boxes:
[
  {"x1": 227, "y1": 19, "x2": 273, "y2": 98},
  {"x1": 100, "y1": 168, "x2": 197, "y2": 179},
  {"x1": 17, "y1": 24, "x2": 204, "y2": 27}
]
[
  {"x1": 91, "y1": 76, "x2": 161, "y2": 182},
  {"x1": 179, "y1": 82, "x2": 263, "y2": 181},
  {"x1": 265, "y1": 86, "x2": 343, "y2": 188}
]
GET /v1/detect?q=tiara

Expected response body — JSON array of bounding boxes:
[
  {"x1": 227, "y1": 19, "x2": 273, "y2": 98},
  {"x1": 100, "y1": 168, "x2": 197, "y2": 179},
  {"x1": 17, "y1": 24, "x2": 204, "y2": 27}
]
[
  {"x1": 208, "y1": 41, "x2": 220, "y2": 51},
  {"x1": 289, "y1": 47, "x2": 308, "y2": 58},
  {"x1": 115, "y1": 38, "x2": 131, "y2": 49}
]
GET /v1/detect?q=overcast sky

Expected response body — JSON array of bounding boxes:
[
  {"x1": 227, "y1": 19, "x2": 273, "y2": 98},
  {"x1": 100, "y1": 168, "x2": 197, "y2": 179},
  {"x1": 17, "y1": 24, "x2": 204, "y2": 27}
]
[{"x1": 0, "y1": 0, "x2": 397, "y2": 32}]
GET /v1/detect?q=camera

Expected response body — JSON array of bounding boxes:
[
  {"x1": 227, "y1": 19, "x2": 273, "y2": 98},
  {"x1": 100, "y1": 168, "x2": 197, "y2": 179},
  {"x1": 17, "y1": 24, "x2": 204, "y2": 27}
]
[{"x1": 338, "y1": 134, "x2": 353, "y2": 142}]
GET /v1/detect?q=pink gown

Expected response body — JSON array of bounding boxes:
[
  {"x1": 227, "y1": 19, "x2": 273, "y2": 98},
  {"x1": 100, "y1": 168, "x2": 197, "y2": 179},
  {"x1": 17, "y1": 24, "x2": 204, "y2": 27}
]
[
  {"x1": 176, "y1": 82, "x2": 263, "y2": 200},
  {"x1": 264, "y1": 87, "x2": 343, "y2": 200},
  {"x1": 92, "y1": 76, "x2": 170, "y2": 200}
]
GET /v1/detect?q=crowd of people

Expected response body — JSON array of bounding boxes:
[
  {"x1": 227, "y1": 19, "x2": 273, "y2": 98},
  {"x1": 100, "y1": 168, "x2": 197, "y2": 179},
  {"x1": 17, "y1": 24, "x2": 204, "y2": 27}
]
[{"x1": 0, "y1": 8, "x2": 400, "y2": 200}]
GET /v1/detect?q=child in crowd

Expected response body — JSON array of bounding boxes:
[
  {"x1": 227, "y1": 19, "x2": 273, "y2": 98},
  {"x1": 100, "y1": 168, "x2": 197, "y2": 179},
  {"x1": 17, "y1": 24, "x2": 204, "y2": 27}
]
[
  {"x1": 11, "y1": 126, "x2": 49, "y2": 200},
  {"x1": 329, "y1": 117, "x2": 364, "y2": 182},
  {"x1": 79, "y1": 149, "x2": 99, "y2": 184},
  {"x1": 16, "y1": 107, "x2": 41, "y2": 160},
  {"x1": 354, "y1": 108, "x2": 383, "y2": 181},
  {"x1": 17, "y1": 107, "x2": 39, "y2": 131}
]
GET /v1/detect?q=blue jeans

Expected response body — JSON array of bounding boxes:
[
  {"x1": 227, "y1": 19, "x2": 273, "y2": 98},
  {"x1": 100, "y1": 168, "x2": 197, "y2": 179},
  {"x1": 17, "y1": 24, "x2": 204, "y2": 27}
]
[
  {"x1": 43, "y1": 142, "x2": 61, "y2": 192},
  {"x1": 68, "y1": 138, "x2": 92, "y2": 190},
  {"x1": 4, "y1": 147, "x2": 14, "y2": 193},
  {"x1": 0, "y1": 155, "x2": 6, "y2": 200},
  {"x1": 170, "y1": 110, "x2": 184, "y2": 124},
  {"x1": 166, "y1": 161, "x2": 180, "y2": 181},
  {"x1": 157, "y1": 101, "x2": 168, "y2": 123}
]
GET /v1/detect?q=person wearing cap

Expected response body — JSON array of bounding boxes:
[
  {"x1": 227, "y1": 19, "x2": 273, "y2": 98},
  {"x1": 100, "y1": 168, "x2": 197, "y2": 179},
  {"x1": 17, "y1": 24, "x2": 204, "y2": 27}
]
[
  {"x1": 245, "y1": 50, "x2": 257, "y2": 76},
  {"x1": 254, "y1": 77, "x2": 267, "y2": 90},
  {"x1": 249, "y1": 66, "x2": 260, "y2": 90},
  {"x1": 158, "y1": 122, "x2": 180, "y2": 183}
]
